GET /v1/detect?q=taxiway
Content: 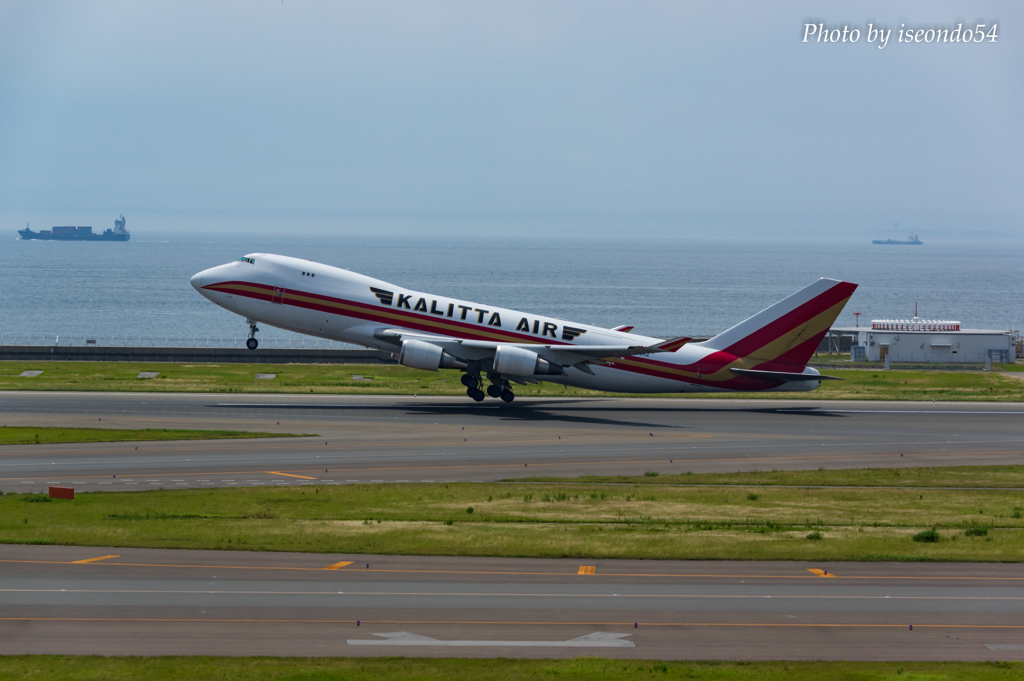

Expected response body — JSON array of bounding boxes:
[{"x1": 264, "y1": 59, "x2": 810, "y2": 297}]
[{"x1": 1, "y1": 545, "x2": 1022, "y2": 660}]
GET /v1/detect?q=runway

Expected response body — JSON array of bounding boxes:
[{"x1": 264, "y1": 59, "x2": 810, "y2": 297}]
[
  {"x1": 2, "y1": 545, "x2": 1022, "y2": 660},
  {"x1": 2, "y1": 392, "x2": 1024, "y2": 492}
]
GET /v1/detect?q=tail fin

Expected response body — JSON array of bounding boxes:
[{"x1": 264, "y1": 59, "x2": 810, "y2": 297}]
[{"x1": 699, "y1": 278, "x2": 857, "y2": 371}]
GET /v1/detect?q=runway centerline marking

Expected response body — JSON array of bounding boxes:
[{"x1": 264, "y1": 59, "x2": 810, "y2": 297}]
[
  {"x1": 69, "y1": 555, "x2": 120, "y2": 564},
  {"x1": 5, "y1": 588, "x2": 1022, "y2": 602},
  {"x1": 2, "y1": 617, "x2": 1022, "y2": 629},
  {"x1": 267, "y1": 471, "x2": 319, "y2": 480}
]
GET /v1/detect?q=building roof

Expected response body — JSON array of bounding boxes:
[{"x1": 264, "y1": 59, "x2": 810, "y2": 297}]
[{"x1": 830, "y1": 326, "x2": 1012, "y2": 335}]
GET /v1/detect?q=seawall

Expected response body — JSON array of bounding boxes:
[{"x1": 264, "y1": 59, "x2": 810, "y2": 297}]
[{"x1": 0, "y1": 346, "x2": 397, "y2": 364}]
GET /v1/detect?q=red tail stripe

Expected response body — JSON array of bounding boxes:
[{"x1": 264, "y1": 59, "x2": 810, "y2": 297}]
[{"x1": 750, "y1": 332, "x2": 827, "y2": 373}]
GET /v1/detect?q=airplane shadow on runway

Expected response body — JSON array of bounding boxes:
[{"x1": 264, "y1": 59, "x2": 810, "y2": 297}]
[
  {"x1": 210, "y1": 400, "x2": 846, "y2": 430},
  {"x1": 493, "y1": 401, "x2": 848, "y2": 425},
  {"x1": 211, "y1": 400, "x2": 679, "y2": 429}
]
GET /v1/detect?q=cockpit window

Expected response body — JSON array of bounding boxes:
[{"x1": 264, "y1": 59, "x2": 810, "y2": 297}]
[{"x1": 237, "y1": 257, "x2": 255, "y2": 264}]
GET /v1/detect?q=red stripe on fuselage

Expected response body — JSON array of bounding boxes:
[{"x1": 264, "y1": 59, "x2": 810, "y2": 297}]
[
  {"x1": 606, "y1": 356, "x2": 781, "y2": 391},
  {"x1": 203, "y1": 279, "x2": 837, "y2": 392},
  {"x1": 202, "y1": 280, "x2": 572, "y2": 346}
]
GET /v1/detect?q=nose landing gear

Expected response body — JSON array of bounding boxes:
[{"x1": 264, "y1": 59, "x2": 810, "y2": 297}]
[{"x1": 246, "y1": 320, "x2": 259, "y2": 350}]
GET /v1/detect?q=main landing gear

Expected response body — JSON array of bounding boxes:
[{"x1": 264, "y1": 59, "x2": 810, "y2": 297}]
[
  {"x1": 486, "y1": 384, "x2": 514, "y2": 402},
  {"x1": 460, "y1": 373, "x2": 484, "y2": 401},
  {"x1": 460, "y1": 372, "x2": 515, "y2": 403},
  {"x1": 246, "y1": 320, "x2": 259, "y2": 350},
  {"x1": 488, "y1": 374, "x2": 515, "y2": 403},
  {"x1": 460, "y1": 368, "x2": 516, "y2": 401}
]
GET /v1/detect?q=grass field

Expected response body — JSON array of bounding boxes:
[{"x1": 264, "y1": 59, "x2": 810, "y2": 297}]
[
  {"x1": 3, "y1": 467, "x2": 1023, "y2": 561},
  {"x1": 0, "y1": 426, "x2": 310, "y2": 445},
  {"x1": 0, "y1": 657, "x2": 1020, "y2": 681},
  {"x1": 519, "y1": 465, "x2": 1024, "y2": 489},
  {"x1": 0, "y1": 360, "x2": 1022, "y2": 400}
]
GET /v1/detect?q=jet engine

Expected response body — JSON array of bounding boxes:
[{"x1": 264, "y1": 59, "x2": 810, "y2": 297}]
[
  {"x1": 493, "y1": 345, "x2": 563, "y2": 377},
  {"x1": 399, "y1": 340, "x2": 467, "y2": 371}
]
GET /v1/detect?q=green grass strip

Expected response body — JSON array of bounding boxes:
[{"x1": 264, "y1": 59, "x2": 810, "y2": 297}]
[
  {"x1": 3, "y1": 466, "x2": 1024, "y2": 561},
  {"x1": 1, "y1": 361, "x2": 1022, "y2": 401},
  {"x1": 0, "y1": 426, "x2": 313, "y2": 445},
  {"x1": 0, "y1": 656, "x2": 1020, "y2": 680},
  {"x1": 517, "y1": 465, "x2": 1024, "y2": 489}
]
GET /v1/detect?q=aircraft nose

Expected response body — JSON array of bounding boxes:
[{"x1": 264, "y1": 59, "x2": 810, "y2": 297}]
[{"x1": 190, "y1": 270, "x2": 206, "y2": 291}]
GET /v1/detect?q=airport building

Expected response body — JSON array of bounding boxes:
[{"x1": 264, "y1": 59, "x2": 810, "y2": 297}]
[{"x1": 838, "y1": 318, "x2": 1018, "y2": 363}]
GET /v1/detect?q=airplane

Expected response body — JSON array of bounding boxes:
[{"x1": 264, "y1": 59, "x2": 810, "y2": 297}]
[{"x1": 191, "y1": 254, "x2": 856, "y2": 402}]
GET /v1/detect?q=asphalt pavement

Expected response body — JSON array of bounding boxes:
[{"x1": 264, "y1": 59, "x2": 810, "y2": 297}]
[
  {"x1": 2, "y1": 392, "x2": 1024, "y2": 492},
  {"x1": 1, "y1": 545, "x2": 1022, "y2": 660}
]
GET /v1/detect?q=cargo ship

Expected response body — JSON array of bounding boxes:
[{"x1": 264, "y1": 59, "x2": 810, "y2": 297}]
[
  {"x1": 872, "y1": 235, "x2": 922, "y2": 245},
  {"x1": 18, "y1": 215, "x2": 130, "y2": 241}
]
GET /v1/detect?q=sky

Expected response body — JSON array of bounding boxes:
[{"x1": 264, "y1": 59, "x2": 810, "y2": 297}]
[{"x1": 1, "y1": 1, "x2": 1021, "y2": 240}]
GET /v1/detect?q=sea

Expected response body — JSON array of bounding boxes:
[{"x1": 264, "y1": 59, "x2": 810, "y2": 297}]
[{"x1": 2, "y1": 232, "x2": 1022, "y2": 346}]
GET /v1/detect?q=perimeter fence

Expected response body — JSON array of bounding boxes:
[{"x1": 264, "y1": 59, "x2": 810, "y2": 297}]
[{"x1": 809, "y1": 360, "x2": 989, "y2": 371}]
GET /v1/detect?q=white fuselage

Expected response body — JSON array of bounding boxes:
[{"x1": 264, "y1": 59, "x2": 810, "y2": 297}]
[{"x1": 191, "y1": 253, "x2": 822, "y2": 394}]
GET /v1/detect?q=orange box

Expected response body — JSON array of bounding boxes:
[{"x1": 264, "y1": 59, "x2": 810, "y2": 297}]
[{"x1": 49, "y1": 486, "x2": 74, "y2": 500}]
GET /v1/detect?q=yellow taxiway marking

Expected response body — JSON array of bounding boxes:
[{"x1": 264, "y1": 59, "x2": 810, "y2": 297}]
[
  {"x1": 323, "y1": 561, "x2": 354, "y2": 570},
  {"x1": 807, "y1": 568, "x2": 837, "y2": 578},
  {"x1": 70, "y1": 555, "x2": 120, "y2": 564},
  {"x1": 1, "y1": 617, "x2": 1023, "y2": 629},
  {"x1": 268, "y1": 471, "x2": 319, "y2": 480},
  {"x1": 578, "y1": 566, "x2": 596, "y2": 575},
  {"x1": 2, "y1": 558, "x2": 1023, "y2": 582}
]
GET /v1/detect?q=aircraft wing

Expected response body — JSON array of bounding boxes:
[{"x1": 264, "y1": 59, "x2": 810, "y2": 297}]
[
  {"x1": 374, "y1": 329, "x2": 691, "y2": 365},
  {"x1": 374, "y1": 327, "x2": 688, "y2": 358},
  {"x1": 538, "y1": 337, "x2": 691, "y2": 362}
]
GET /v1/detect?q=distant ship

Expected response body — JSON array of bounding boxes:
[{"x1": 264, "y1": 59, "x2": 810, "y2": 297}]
[
  {"x1": 872, "y1": 234, "x2": 922, "y2": 245},
  {"x1": 18, "y1": 215, "x2": 130, "y2": 242}
]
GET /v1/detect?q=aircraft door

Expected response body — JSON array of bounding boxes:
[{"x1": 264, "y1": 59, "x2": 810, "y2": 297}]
[{"x1": 272, "y1": 287, "x2": 286, "y2": 304}]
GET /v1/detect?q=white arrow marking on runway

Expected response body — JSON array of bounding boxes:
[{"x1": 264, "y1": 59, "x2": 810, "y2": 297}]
[{"x1": 346, "y1": 631, "x2": 634, "y2": 647}]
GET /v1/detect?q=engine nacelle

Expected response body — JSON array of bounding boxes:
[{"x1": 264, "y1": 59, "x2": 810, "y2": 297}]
[
  {"x1": 493, "y1": 345, "x2": 563, "y2": 377},
  {"x1": 399, "y1": 340, "x2": 467, "y2": 371}
]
